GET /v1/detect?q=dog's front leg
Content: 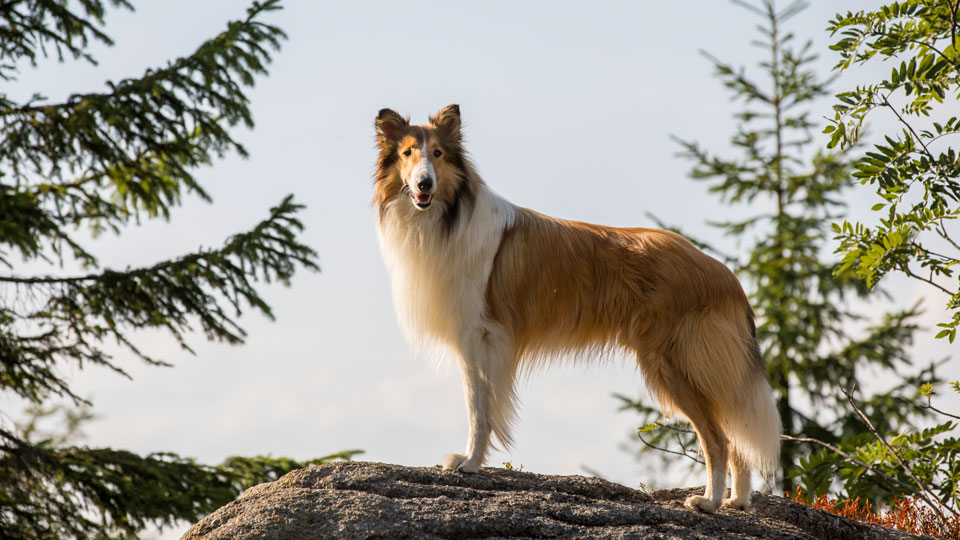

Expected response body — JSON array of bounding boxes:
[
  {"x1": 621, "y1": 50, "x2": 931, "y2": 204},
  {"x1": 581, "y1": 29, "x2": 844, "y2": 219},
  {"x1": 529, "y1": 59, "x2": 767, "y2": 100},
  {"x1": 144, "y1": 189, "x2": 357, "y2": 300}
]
[
  {"x1": 443, "y1": 362, "x2": 491, "y2": 473},
  {"x1": 443, "y1": 325, "x2": 514, "y2": 473}
]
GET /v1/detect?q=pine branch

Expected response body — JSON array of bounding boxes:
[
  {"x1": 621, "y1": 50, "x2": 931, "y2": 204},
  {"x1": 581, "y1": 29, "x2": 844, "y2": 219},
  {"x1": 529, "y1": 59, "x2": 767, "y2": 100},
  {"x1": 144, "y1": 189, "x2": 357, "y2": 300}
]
[
  {"x1": 0, "y1": 0, "x2": 133, "y2": 81},
  {"x1": 0, "y1": 195, "x2": 318, "y2": 404},
  {"x1": 0, "y1": 0, "x2": 287, "y2": 244},
  {"x1": 0, "y1": 424, "x2": 361, "y2": 539},
  {"x1": 0, "y1": 3, "x2": 344, "y2": 539}
]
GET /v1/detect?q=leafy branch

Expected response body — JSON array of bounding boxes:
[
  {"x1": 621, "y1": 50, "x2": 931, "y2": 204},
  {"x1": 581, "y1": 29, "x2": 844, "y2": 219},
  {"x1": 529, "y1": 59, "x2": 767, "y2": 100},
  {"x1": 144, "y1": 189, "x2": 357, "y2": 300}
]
[
  {"x1": 827, "y1": 0, "x2": 960, "y2": 342},
  {"x1": 789, "y1": 383, "x2": 959, "y2": 529}
]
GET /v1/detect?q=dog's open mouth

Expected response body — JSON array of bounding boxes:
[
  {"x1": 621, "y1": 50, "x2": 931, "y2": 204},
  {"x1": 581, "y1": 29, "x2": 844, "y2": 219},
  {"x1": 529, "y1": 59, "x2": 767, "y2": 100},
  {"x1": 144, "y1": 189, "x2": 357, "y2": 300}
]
[{"x1": 412, "y1": 193, "x2": 432, "y2": 209}]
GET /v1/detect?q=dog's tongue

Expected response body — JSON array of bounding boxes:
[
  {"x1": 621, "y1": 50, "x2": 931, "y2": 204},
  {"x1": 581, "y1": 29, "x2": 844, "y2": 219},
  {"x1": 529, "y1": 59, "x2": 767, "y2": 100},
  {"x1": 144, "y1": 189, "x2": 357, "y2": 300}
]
[{"x1": 416, "y1": 194, "x2": 431, "y2": 203}]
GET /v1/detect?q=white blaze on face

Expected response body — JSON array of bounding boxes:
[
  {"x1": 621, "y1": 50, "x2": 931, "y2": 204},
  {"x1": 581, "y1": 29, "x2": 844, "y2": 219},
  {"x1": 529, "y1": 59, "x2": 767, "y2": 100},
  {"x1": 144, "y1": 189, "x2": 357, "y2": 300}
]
[{"x1": 408, "y1": 142, "x2": 436, "y2": 195}]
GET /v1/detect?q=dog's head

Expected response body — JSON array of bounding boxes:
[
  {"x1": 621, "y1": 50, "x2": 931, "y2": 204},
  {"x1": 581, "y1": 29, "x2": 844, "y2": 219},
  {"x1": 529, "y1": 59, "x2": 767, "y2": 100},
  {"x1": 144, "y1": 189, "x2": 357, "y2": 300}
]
[{"x1": 374, "y1": 104, "x2": 472, "y2": 217}]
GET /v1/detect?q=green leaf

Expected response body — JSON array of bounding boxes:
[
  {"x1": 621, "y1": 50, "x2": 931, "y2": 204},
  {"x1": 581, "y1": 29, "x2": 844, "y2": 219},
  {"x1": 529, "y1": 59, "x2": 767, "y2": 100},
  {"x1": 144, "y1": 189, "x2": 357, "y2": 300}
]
[{"x1": 639, "y1": 423, "x2": 662, "y2": 433}]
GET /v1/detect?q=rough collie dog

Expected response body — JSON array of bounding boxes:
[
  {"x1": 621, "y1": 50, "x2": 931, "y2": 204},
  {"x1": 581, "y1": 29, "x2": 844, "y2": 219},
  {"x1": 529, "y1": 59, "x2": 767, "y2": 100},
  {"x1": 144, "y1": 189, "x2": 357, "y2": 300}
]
[{"x1": 373, "y1": 104, "x2": 780, "y2": 513}]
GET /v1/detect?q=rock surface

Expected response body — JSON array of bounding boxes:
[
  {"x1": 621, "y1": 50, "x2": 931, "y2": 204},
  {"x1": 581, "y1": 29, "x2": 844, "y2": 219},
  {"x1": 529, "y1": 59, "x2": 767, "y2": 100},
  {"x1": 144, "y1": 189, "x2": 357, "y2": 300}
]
[{"x1": 182, "y1": 461, "x2": 927, "y2": 540}]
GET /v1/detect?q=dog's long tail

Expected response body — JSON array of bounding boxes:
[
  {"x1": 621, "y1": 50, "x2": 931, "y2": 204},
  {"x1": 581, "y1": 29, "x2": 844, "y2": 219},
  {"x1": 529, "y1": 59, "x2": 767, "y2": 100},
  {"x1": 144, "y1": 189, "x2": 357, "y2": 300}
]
[
  {"x1": 724, "y1": 340, "x2": 781, "y2": 475},
  {"x1": 674, "y1": 308, "x2": 781, "y2": 475}
]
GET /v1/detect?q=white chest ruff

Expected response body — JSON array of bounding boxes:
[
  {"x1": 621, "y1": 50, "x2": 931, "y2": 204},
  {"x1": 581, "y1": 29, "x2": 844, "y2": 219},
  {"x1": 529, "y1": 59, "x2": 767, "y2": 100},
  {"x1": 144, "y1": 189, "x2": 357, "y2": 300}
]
[{"x1": 376, "y1": 185, "x2": 515, "y2": 350}]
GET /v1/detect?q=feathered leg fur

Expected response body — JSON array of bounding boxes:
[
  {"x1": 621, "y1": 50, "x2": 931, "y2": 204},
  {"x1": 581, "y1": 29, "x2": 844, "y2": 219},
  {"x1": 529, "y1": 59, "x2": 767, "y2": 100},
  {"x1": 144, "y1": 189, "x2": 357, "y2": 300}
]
[{"x1": 443, "y1": 323, "x2": 517, "y2": 472}]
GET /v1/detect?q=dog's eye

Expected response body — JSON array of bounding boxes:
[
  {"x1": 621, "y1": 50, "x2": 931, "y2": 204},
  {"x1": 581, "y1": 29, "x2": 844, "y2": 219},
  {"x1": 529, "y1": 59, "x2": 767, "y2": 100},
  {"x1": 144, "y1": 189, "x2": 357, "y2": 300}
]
[
  {"x1": 433, "y1": 149, "x2": 443, "y2": 158},
  {"x1": 402, "y1": 149, "x2": 412, "y2": 157}
]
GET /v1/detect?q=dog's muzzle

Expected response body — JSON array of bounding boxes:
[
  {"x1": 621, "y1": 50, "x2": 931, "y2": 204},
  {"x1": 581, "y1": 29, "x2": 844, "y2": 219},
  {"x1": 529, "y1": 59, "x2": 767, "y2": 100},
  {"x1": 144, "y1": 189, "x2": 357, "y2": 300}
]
[{"x1": 412, "y1": 176, "x2": 434, "y2": 209}]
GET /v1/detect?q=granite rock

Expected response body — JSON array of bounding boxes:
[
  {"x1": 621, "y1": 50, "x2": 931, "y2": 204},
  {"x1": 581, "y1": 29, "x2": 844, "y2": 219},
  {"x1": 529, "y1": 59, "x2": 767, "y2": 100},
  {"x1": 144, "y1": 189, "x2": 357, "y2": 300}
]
[{"x1": 182, "y1": 461, "x2": 928, "y2": 540}]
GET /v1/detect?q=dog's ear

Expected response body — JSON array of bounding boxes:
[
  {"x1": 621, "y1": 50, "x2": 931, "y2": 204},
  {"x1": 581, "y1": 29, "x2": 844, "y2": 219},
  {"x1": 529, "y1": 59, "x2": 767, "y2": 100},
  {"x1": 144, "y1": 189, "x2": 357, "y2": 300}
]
[
  {"x1": 376, "y1": 108, "x2": 408, "y2": 146},
  {"x1": 430, "y1": 104, "x2": 461, "y2": 142}
]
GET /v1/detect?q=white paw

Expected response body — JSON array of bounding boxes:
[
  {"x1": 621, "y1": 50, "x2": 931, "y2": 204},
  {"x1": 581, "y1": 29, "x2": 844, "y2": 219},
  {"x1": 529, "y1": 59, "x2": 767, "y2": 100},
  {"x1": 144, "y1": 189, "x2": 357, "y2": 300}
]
[
  {"x1": 685, "y1": 495, "x2": 720, "y2": 513},
  {"x1": 722, "y1": 496, "x2": 751, "y2": 511},
  {"x1": 443, "y1": 453, "x2": 479, "y2": 473}
]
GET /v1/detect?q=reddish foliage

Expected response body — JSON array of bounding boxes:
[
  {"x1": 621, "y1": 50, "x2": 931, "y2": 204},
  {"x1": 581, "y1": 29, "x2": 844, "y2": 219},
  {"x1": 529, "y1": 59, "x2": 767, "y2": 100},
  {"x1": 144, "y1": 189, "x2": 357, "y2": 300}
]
[{"x1": 786, "y1": 488, "x2": 960, "y2": 539}]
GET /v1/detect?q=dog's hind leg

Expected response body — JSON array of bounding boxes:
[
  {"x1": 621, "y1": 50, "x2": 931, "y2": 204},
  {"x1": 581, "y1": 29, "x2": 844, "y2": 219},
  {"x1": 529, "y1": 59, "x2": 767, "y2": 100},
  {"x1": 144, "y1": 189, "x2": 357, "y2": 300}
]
[
  {"x1": 645, "y1": 357, "x2": 729, "y2": 513},
  {"x1": 444, "y1": 324, "x2": 517, "y2": 473},
  {"x1": 676, "y1": 391, "x2": 729, "y2": 512},
  {"x1": 723, "y1": 450, "x2": 752, "y2": 510}
]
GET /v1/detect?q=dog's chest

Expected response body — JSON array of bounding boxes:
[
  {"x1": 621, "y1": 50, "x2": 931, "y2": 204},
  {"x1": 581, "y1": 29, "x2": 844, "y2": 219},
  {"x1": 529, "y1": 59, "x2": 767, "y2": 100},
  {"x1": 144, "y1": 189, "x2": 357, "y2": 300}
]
[{"x1": 376, "y1": 190, "x2": 514, "y2": 343}]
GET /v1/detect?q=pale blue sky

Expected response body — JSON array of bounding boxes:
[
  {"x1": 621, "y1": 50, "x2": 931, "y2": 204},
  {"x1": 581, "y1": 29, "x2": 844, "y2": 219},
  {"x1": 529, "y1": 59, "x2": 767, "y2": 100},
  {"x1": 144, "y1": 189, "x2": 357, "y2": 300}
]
[{"x1": 6, "y1": 2, "x2": 957, "y2": 538}]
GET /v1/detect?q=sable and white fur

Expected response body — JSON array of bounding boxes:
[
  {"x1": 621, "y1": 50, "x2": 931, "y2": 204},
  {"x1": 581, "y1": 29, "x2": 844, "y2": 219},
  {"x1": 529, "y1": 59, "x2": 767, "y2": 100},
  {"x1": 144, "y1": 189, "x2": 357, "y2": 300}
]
[{"x1": 373, "y1": 104, "x2": 780, "y2": 513}]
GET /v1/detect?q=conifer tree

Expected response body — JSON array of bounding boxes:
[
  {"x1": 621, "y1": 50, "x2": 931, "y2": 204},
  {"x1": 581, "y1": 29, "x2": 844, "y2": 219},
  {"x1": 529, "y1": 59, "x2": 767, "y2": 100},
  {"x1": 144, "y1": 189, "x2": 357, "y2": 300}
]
[
  {"x1": 619, "y1": 0, "x2": 938, "y2": 495},
  {"x1": 0, "y1": 2, "x2": 358, "y2": 538}
]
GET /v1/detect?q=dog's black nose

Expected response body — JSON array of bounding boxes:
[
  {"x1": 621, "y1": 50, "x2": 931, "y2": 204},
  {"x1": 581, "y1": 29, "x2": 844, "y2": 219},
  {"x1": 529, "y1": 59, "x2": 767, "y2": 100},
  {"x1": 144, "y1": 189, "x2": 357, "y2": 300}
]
[{"x1": 417, "y1": 177, "x2": 433, "y2": 191}]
